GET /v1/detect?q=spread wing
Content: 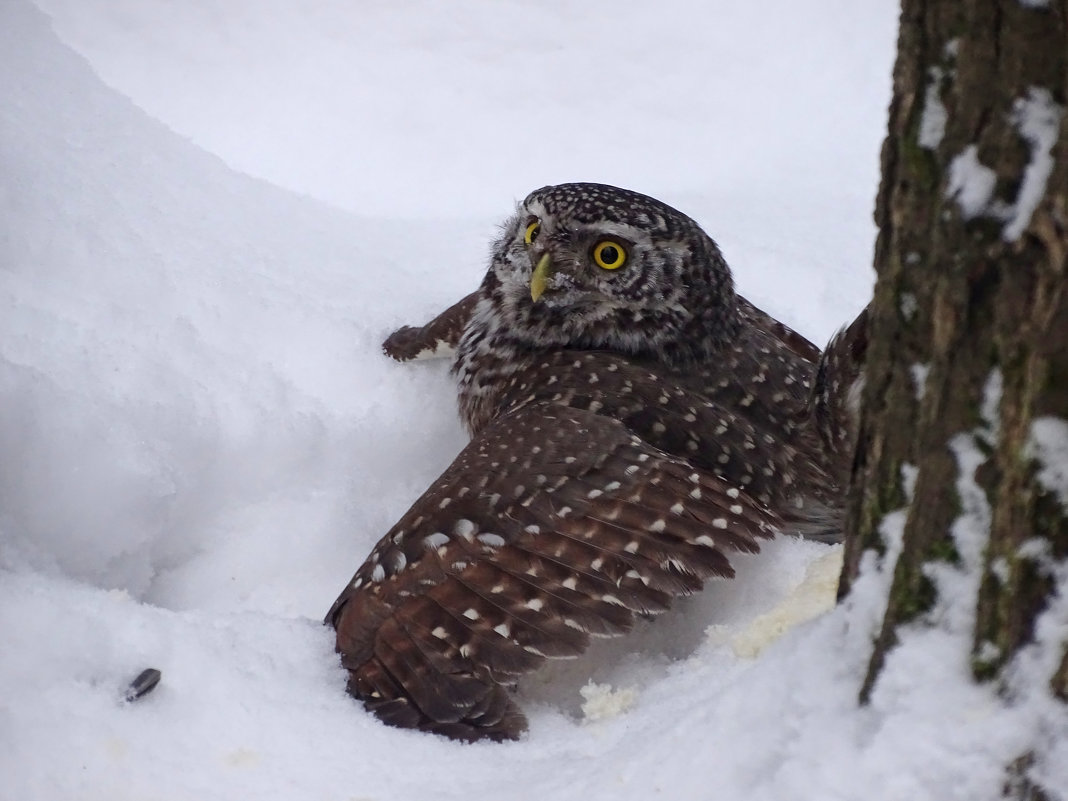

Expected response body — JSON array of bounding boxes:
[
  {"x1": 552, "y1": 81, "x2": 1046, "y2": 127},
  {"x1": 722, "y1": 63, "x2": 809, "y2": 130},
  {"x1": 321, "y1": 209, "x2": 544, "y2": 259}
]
[{"x1": 326, "y1": 402, "x2": 779, "y2": 741}]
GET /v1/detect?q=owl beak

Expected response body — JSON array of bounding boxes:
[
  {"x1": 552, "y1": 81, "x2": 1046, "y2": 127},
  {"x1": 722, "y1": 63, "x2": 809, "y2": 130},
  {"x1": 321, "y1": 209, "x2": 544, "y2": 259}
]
[{"x1": 530, "y1": 253, "x2": 554, "y2": 303}]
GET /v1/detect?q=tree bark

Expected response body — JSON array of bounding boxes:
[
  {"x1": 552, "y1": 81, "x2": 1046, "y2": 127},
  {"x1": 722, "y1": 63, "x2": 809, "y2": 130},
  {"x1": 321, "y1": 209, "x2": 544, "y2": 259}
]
[{"x1": 839, "y1": 0, "x2": 1068, "y2": 795}]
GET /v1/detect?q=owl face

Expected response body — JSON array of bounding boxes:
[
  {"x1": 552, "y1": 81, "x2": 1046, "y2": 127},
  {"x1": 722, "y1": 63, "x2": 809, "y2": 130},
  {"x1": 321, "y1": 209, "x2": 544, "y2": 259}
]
[
  {"x1": 494, "y1": 183, "x2": 690, "y2": 312},
  {"x1": 482, "y1": 183, "x2": 738, "y2": 361}
]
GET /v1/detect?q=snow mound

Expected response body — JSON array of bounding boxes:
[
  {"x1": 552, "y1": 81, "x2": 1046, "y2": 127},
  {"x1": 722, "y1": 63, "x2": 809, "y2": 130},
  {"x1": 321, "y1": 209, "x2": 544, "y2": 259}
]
[
  {"x1": 4, "y1": 1, "x2": 1064, "y2": 799},
  {"x1": 727, "y1": 546, "x2": 843, "y2": 659}
]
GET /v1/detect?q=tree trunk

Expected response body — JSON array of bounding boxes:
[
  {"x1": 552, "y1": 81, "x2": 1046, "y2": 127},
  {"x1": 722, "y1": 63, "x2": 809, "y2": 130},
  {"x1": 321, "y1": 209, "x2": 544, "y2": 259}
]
[{"x1": 838, "y1": 0, "x2": 1068, "y2": 795}]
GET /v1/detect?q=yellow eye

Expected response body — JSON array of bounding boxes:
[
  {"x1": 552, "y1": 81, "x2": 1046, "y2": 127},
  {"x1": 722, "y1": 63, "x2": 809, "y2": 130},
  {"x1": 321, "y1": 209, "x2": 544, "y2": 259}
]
[
  {"x1": 592, "y1": 240, "x2": 627, "y2": 270},
  {"x1": 524, "y1": 221, "x2": 540, "y2": 245}
]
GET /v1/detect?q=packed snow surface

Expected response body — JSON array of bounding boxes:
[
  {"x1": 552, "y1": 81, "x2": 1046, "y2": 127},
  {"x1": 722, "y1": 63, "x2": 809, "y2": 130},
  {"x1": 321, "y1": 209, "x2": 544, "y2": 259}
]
[{"x1": 3, "y1": 1, "x2": 1066, "y2": 799}]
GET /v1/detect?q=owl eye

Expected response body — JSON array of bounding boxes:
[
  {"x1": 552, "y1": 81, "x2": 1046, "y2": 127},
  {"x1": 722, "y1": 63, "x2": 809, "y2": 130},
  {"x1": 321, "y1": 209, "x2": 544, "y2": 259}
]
[
  {"x1": 524, "y1": 221, "x2": 541, "y2": 245},
  {"x1": 592, "y1": 240, "x2": 627, "y2": 270}
]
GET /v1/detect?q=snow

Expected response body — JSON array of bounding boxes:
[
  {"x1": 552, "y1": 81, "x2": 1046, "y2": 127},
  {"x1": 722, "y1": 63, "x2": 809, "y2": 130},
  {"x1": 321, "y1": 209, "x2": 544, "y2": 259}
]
[
  {"x1": 945, "y1": 88, "x2": 1063, "y2": 241},
  {"x1": 1004, "y1": 88, "x2": 1064, "y2": 242},
  {"x1": 901, "y1": 463, "x2": 920, "y2": 502},
  {"x1": 947, "y1": 145, "x2": 999, "y2": 220},
  {"x1": 910, "y1": 362, "x2": 931, "y2": 400},
  {"x1": 30, "y1": 0, "x2": 894, "y2": 225},
  {"x1": 2, "y1": 1, "x2": 1065, "y2": 799},
  {"x1": 980, "y1": 367, "x2": 1004, "y2": 442},
  {"x1": 1030, "y1": 417, "x2": 1068, "y2": 509},
  {"x1": 919, "y1": 67, "x2": 948, "y2": 150},
  {"x1": 900, "y1": 290, "x2": 919, "y2": 320},
  {"x1": 726, "y1": 546, "x2": 843, "y2": 659},
  {"x1": 943, "y1": 433, "x2": 993, "y2": 639},
  {"x1": 578, "y1": 681, "x2": 638, "y2": 723}
]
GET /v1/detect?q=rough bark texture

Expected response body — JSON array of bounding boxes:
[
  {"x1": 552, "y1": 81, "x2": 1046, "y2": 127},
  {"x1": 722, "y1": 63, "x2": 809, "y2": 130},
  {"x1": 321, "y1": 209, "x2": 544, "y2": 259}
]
[{"x1": 839, "y1": 0, "x2": 1068, "y2": 794}]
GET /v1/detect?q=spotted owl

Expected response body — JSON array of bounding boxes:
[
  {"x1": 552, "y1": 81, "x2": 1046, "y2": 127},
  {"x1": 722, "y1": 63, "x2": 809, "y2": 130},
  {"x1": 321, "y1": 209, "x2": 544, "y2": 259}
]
[{"x1": 326, "y1": 183, "x2": 867, "y2": 741}]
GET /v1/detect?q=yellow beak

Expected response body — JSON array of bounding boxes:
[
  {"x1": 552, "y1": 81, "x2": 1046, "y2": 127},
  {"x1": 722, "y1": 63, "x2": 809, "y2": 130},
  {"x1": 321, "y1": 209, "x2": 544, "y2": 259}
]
[{"x1": 530, "y1": 253, "x2": 553, "y2": 302}]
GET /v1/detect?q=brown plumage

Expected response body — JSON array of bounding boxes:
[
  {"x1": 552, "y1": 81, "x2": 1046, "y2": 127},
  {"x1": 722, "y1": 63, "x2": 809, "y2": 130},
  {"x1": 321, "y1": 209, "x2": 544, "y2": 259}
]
[{"x1": 327, "y1": 183, "x2": 866, "y2": 741}]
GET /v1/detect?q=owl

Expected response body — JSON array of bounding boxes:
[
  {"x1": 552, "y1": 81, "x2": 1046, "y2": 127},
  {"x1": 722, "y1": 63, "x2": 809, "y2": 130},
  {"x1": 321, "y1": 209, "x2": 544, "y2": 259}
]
[{"x1": 326, "y1": 183, "x2": 866, "y2": 741}]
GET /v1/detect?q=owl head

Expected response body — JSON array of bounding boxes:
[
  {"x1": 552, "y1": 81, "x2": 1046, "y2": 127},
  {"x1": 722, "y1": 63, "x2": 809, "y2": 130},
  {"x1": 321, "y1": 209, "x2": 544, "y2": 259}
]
[{"x1": 482, "y1": 183, "x2": 740, "y2": 365}]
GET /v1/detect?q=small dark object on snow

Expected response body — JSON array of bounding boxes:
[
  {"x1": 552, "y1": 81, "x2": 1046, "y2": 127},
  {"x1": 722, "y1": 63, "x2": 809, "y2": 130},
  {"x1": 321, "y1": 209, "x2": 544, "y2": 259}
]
[{"x1": 124, "y1": 668, "x2": 162, "y2": 702}]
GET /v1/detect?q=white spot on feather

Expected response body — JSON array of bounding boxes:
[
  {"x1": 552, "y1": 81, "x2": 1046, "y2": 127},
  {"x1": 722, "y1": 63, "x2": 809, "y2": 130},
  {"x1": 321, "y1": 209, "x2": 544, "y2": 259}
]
[
  {"x1": 453, "y1": 519, "x2": 476, "y2": 540},
  {"x1": 423, "y1": 532, "x2": 449, "y2": 550}
]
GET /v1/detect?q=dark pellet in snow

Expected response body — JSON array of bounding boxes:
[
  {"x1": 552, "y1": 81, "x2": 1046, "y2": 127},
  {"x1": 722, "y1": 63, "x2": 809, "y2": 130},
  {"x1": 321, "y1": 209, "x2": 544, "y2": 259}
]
[{"x1": 124, "y1": 668, "x2": 162, "y2": 702}]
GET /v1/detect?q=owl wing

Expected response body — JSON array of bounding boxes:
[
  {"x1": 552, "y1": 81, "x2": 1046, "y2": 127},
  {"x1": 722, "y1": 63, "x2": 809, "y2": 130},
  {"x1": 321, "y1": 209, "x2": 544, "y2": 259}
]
[
  {"x1": 326, "y1": 402, "x2": 779, "y2": 741},
  {"x1": 490, "y1": 350, "x2": 840, "y2": 541},
  {"x1": 737, "y1": 295, "x2": 821, "y2": 364},
  {"x1": 812, "y1": 305, "x2": 869, "y2": 454},
  {"x1": 382, "y1": 291, "x2": 479, "y2": 362}
]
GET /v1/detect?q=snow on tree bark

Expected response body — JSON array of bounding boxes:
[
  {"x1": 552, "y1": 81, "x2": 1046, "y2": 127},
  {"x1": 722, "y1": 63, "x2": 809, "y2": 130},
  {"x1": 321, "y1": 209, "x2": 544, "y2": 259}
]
[{"x1": 838, "y1": 0, "x2": 1067, "y2": 795}]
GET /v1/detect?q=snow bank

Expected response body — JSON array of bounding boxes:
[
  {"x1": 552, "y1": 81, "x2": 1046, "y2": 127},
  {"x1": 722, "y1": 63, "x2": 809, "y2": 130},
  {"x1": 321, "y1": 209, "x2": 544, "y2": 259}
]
[{"x1": 4, "y1": 1, "x2": 1063, "y2": 799}]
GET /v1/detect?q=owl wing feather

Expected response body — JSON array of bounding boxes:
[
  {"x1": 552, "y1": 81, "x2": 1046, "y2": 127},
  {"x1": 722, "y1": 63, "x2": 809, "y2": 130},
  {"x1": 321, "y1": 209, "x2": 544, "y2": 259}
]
[
  {"x1": 327, "y1": 401, "x2": 780, "y2": 741},
  {"x1": 382, "y1": 291, "x2": 480, "y2": 362},
  {"x1": 812, "y1": 305, "x2": 869, "y2": 454},
  {"x1": 491, "y1": 350, "x2": 836, "y2": 537}
]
